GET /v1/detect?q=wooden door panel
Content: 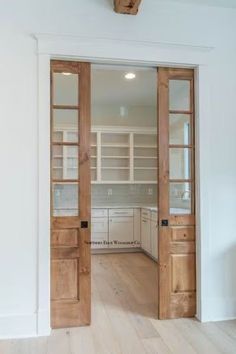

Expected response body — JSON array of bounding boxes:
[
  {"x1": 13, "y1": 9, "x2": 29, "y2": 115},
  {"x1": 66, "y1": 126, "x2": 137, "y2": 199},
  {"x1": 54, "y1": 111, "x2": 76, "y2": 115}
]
[
  {"x1": 51, "y1": 229, "x2": 78, "y2": 247},
  {"x1": 51, "y1": 259, "x2": 79, "y2": 300},
  {"x1": 171, "y1": 226, "x2": 195, "y2": 241},
  {"x1": 170, "y1": 293, "x2": 196, "y2": 318},
  {"x1": 51, "y1": 60, "x2": 91, "y2": 328},
  {"x1": 171, "y1": 254, "x2": 196, "y2": 292},
  {"x1": 170, "y1": 241, "x2": 195, "y2": 254},
  {"x1": 158, "y1": 67, "x2": 196, "y2": 319}
]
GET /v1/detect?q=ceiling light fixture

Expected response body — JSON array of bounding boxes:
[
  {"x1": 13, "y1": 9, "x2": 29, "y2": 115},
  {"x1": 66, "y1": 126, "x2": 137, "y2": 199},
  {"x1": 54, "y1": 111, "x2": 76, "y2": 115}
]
[
  {"x1": 125, "y1": 72, "x2": 136, "y2": 80},
  {"x1": 62, "y1": 72, "x2": 72, "y2": 76}
]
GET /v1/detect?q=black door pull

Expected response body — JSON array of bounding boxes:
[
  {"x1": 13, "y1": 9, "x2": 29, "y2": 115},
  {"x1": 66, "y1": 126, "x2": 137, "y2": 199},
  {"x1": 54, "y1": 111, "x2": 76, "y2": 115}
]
[
  {"x1": 161, "y1": 219, "x2": 169, "y2": 227},
  {"x1": 81, "y1": 221, "x2": 89, "y2": 228}
]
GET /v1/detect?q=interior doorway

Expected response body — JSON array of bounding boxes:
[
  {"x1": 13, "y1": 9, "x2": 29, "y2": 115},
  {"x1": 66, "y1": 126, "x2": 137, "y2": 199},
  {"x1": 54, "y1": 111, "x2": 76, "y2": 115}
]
[{"x1": 50, "y1": 60, "x2": 196, "y2": 328}]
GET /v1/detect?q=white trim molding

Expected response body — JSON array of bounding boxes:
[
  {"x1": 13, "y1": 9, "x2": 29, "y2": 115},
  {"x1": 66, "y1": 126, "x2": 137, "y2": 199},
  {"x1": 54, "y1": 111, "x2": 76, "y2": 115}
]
[{"x1": 35, "y1": 33, "x2": 214, "y2": 335}]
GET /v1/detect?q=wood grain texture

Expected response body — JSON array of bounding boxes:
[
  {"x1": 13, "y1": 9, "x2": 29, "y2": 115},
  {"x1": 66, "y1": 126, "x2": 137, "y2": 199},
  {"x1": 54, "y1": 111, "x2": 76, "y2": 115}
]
[
  {"x1": 50, "y1": 60, "x2": 91, "y2": 328},
  {"x1": 158, "y1": 67, "x2": 196, "y2": 319},
  {"x1": 114, "y1": 0, "x2": 142, "y2": 15},
  {"x1": 51, "y1": 229, "x2": 78, "y2": 247}
]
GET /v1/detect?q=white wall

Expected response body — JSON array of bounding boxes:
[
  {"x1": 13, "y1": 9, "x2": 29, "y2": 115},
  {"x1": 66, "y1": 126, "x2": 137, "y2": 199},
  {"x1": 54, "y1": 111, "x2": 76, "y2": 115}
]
[{"x1": 0, "y1": 0, "x2": 236, "y2": 338}]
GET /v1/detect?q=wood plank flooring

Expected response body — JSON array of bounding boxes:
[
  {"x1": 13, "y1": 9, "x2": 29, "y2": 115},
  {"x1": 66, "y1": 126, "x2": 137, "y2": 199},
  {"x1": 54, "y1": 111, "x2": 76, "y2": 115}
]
[{"x1": 0, "y1": 252, "x2": 236, "y2": 354}]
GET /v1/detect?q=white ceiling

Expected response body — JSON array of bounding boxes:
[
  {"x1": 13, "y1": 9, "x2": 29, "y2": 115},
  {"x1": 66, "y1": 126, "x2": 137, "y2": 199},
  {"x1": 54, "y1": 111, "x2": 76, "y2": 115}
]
[
  {"x1": 91, "y1": 65, "x2": 157, "y2": 106},
  {"x1": 165, "y1": 0, "x2": 236, "y2": 8}
]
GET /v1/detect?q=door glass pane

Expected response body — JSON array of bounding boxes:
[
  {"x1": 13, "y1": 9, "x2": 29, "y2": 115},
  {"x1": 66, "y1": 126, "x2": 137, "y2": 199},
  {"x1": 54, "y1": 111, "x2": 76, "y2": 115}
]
[
  {"x1": 169, "y1": 182, "x2": 192, "y2": 214},
  {"x1": 169, "y1": 148, "x2": 191, "y2": 180},
  {"x1": 53, "y1": 183, "x2": 79, "y2": 216},
  {"x1": 53, "y1": 73, "x2": 79, "y2": 106},
  {"x1": 52, "y1": 145, "x2": 79, "y2": 180},
  {"x1": 169, "y1": 80, "x2": 190, "y2": 111},
  {"x1": 169, "y1": 114, "x2": 191, "y2": 145},
  {"x1": 52, "y1": 109, "x2": 78, "y2": 143}
]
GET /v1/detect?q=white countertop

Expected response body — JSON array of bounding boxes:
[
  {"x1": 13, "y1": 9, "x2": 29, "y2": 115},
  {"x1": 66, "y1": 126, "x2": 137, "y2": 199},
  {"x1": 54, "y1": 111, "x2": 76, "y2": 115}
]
[
  {"x1": 92, "y1": 205, "x2": 189, "y2": 214},
  {"x1": 92, "y1": 204, "x2": 157, "y2": 210}
]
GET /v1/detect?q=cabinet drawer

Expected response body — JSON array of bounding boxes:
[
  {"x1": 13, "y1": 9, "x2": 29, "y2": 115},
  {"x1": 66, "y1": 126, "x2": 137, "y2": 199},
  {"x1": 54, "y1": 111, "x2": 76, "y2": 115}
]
[
  {"x1": 109, "y1": 209, "x2": 134, "y2": 217},
  {"x1": 141, "y1": 209, "x2": 151, "y2": 219},
  {"x1": 92, "y1": 208, "x2": 108, "y2": 217},
  {"x1": 91, "y1": 217, "x2": 108, "y2": 232}
]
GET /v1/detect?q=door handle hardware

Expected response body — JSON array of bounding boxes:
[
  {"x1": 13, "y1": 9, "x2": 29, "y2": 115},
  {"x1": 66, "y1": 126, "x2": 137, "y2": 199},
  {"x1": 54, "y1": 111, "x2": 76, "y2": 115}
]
[
  {"x1": 161, "y1": 219, "x2": 169, "y2": 227},
  {"x1": 81, "y1": 221, "x2": 89, "y2": 228}
]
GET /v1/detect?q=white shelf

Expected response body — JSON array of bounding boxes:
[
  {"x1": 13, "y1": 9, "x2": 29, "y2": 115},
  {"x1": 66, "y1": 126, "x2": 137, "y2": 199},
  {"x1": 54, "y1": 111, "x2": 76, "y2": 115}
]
[
  {"x1": 55, "y1": 127, "x2": 157, "y2": 184},
  {"x1": 134, "y1": 145, "x2": 157, "y2": 148},
  {"x1": 134, "y1": 156, "x2": 157, "y2": 159},
  {"x1": 134, "y1": 167, "x2": 158, "y2": 170},
  {"x1": 102, "y1": 156, "x2": 129, "y2": 158},
  {"x1": 101, "y1": 167, "x2": 129, "y2": 170},
  {"x1": 102, "y1": 144, "x2": 129, "y2": 147}
]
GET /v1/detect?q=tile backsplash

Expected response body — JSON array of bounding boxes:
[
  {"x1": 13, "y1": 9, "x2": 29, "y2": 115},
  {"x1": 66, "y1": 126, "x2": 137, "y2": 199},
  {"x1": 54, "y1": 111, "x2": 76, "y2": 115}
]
[{"x1": 92, "y1": 184, "x2": 157, "y2": 206}]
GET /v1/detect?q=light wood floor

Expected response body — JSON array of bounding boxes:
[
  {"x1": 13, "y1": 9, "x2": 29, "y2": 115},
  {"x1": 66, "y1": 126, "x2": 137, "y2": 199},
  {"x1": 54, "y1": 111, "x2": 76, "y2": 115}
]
[{"x1": 1, "y1": 252, "x2": 236, "y2": 354}]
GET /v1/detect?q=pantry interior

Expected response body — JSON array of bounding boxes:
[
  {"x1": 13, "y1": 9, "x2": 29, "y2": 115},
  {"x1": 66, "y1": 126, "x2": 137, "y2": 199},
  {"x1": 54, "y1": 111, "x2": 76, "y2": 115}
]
[{"x1": 90, "y1": 64, "x2": 158, "y2": 258}]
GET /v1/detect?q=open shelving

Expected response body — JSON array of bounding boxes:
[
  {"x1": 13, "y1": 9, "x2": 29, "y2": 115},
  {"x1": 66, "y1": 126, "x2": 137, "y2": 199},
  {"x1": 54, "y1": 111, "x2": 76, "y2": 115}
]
[{"x1": 53, "y1": 126, "x2": 157, "y2": 184}]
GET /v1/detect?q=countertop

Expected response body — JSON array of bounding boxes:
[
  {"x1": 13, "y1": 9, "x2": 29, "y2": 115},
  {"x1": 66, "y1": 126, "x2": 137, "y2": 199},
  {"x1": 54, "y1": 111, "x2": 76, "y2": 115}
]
[
  {"x1": 92, "y1": 204, "x2": 158, "y2": 210},
  {"x1": 92, "y1": 205, "x2": 189, "y2": 214}
]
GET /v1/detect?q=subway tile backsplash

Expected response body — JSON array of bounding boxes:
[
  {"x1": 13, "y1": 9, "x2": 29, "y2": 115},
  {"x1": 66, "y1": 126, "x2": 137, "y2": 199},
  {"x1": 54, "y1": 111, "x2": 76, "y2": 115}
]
[{"x1": 92, "y1": 184, "x2": 157, "y2": 206}]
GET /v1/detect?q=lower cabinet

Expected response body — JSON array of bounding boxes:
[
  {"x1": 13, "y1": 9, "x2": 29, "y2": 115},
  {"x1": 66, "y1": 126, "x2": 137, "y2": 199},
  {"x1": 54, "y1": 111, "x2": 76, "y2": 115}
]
[
  {"x1": 141, "y1": 209, "x2": 158, "y2": 260},
  {"x1": 91, "y1": 207, "x2": 158, "y2": 257},
  {"x1": 109, "y1": 216, "x2": 134, "y2": 248},
  {"x1": 141, "y1": 216, "x2": 151, "y2": 254},
  {"x1": 91, "y1": 217, "x2": 108, "y2": 249}
]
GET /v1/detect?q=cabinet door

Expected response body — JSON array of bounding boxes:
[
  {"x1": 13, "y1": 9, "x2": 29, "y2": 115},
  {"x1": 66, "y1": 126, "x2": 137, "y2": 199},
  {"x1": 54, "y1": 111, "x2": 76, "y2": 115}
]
[
  {"x1": 91, "y1": 233, "x2": 108, "y2": 249},
  {"x1": 151, "y1": 221, "x2": 158, "y2": 260},
  {"x1": 91, "y1": 217, "x2": 108, "y2": 249},
  {"x1": 141, "y1": 218, "x2": 151, "y2": 253},
  {"x1": 134, "y1": 209, "x2": 141, "y2": 247},
  {"x1": 109, "y1": 217, "x2": 134, "y2": 248}
]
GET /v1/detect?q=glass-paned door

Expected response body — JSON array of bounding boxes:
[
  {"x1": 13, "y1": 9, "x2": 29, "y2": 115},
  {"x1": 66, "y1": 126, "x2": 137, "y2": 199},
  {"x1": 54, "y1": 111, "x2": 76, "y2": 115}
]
[
  {"x1": 51, "y1": 60, "x2": 91, "y2": 328},
  {"x1": 158, "y1": 68, "x2": 196, "y2": 319}
]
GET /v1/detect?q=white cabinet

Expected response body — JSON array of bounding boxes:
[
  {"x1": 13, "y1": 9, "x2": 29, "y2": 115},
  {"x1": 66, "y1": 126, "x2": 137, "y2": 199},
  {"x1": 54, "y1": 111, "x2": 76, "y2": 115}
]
[
  {"x1": 134, "y1": 208, "x2": 141, "y2": 247},
  {"x1": 109, "y1": 216, "x2": 134, "y2": 249},
  {"x1": 141, "y1": 213, "x2": 151, "y2": 254},
  {"x1": 91, "y1": 209, "x2": 108, "y2": 249},
  {"x1": 150, "y1": 211, "x2": 158, "y2": 260},
  {"x1": 141, "y1": 208, "x2": 158, "y2": 260},
  {"x1": 91, "y1": 207, "x2": 157, "y2": 255}
]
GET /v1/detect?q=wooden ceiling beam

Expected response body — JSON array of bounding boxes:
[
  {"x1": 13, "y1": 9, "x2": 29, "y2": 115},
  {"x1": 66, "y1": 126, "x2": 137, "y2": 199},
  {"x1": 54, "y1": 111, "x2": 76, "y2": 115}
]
[{"x1": 114, "y1": 0, "x2": 142, "y2": 15}]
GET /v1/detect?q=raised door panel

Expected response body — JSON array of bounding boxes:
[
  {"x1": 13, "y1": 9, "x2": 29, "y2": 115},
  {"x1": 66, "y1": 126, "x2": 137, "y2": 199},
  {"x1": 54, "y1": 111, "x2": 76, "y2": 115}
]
[
  {"x1": 51, "y1": 229, "x2": 78, "y2": 247},
  {"x1": 51, "y1": 258, "x2": 79, "y2": 301},
  {"x1": 171, "y1": 254, "x2": 196, "y2": 292}
]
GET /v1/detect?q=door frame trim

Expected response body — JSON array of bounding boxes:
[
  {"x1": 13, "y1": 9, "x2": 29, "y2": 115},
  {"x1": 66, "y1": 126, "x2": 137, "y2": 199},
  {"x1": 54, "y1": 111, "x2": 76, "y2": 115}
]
[{"x1": 35, "y1": 33, "x2": 214, "y2": 335}]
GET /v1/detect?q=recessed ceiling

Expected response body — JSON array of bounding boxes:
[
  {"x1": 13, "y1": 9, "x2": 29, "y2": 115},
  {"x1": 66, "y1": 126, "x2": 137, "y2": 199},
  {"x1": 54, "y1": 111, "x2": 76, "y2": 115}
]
[{"x1": 91, "y1": 65, "x2": 157, "y2": 107}]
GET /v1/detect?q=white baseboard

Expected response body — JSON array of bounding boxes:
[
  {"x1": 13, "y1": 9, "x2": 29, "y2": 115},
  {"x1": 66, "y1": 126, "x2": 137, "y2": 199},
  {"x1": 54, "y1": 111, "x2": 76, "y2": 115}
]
[
  {"x1": 0, "y1": 313, "x2": 37, "y2": 339},
  {"x1": 0, "y1": 310, "x2": 51, "y2": 339},
  {"x1": 37, "y1": 309, "x2": 51, "y2": 337}
]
